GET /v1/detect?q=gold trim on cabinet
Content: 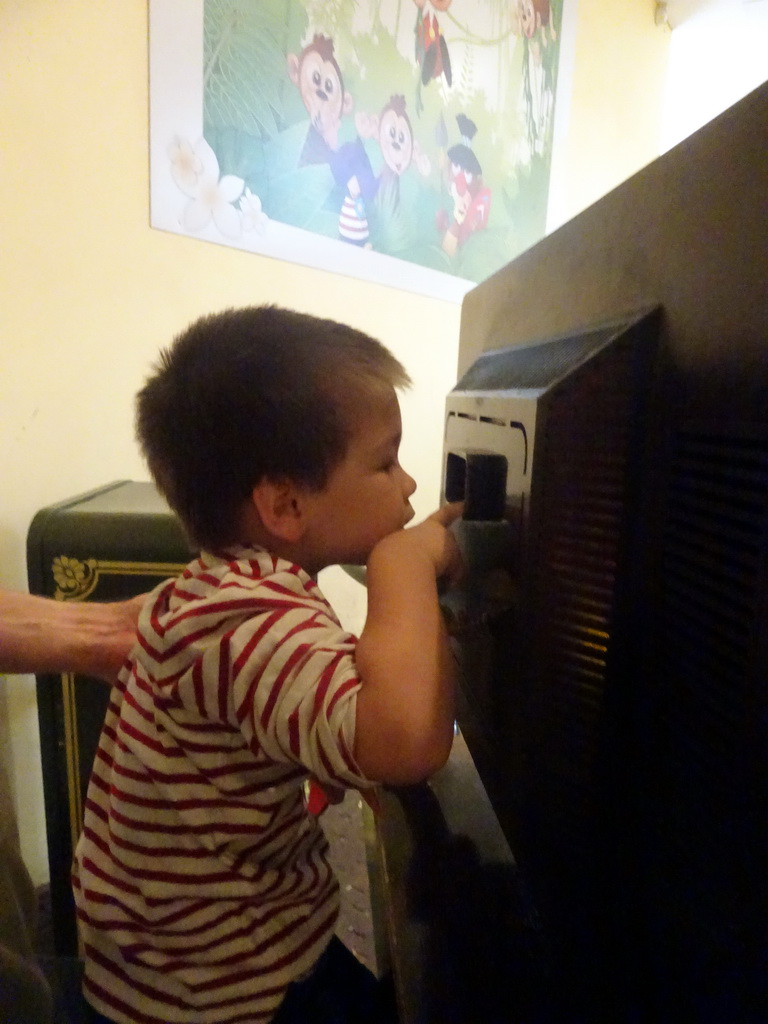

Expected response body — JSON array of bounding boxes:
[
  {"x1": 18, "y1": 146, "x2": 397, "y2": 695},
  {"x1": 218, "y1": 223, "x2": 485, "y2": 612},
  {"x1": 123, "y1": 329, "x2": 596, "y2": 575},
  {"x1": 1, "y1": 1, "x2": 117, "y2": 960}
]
[
  {"x1": 61, "y1": 672, "x2": 82, "y2": 857},
  {"x1": 52, "y1": 557, "x2": 186, "y2": 602}
]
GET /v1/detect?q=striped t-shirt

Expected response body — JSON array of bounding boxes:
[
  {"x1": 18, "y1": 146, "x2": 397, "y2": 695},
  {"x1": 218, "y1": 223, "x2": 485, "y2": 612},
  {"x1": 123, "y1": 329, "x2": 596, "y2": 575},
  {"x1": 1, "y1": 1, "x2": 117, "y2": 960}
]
[{"x1": 73, "y1": 548, "x2": 373, "y2": 1024}]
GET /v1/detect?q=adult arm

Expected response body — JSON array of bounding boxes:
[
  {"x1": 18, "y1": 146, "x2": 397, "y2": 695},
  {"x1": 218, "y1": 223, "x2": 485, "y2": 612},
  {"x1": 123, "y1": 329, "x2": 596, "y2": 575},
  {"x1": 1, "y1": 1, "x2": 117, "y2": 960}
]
[
  {"x1": 354, "y1": 504, "x2": 464, "y2": 785},
  {"x1": 0, "y1": 590, "x2": 145, "y2": 681}
]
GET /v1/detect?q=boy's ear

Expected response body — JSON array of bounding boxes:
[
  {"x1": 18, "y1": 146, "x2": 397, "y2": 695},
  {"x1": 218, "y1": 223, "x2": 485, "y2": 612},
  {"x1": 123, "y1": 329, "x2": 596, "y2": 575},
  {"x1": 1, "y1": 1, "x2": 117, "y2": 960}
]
[{"x1": 250, "y1": 478, "x2": 307, "y2": 544}]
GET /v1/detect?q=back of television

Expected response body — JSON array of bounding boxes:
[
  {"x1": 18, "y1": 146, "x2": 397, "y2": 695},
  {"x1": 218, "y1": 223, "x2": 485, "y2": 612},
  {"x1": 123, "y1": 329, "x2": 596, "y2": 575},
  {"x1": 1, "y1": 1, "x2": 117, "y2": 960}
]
[{"x1": 454, "y1": 81, "x2": 768, "y2": 1020}]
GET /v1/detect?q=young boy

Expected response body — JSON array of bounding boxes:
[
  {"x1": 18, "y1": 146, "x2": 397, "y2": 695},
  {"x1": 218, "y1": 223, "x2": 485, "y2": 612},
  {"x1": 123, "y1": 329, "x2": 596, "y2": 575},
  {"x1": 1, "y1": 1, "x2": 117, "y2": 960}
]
[{"x1": 74, "y1": 306, "x2": 463, "y2": 1024}]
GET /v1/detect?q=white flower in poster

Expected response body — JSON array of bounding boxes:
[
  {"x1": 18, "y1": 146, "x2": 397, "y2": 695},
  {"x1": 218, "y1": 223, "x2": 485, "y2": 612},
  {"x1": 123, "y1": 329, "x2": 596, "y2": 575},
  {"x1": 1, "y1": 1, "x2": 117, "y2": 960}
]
[
  {"x1": 168, "y1": 137, "x2": 203, "y2": 193},
  {"x1": 169, "y1": 136, "x2": 244, "y2": 240},
  {"x1": 239, "y1": 189, "x2": 269, "y2": 235}
]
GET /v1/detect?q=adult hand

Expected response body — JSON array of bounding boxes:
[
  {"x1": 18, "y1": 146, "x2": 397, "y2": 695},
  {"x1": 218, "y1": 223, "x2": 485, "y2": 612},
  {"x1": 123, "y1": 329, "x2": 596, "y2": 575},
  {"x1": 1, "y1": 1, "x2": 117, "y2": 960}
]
[
  {"x1": 89, "y1": 593, "x2": 147, "y2": 682},
  {"x1": 0, "y1": 589, "x2": 149, "y2": 683}
]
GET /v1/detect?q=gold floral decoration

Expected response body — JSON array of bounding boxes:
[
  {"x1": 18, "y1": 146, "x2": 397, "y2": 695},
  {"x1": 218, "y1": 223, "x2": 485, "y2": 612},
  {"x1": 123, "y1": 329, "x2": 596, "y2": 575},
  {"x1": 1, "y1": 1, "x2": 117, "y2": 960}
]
[{"x1": 52, "y1": 556, "x2": 98, "y2": 600}]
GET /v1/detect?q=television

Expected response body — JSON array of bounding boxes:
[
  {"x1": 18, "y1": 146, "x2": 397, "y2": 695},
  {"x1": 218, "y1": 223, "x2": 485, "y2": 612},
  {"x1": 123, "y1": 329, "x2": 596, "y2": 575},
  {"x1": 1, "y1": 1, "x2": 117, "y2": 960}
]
[{"x1": 442, "y1": 81, "x2": 768, "y2": 1022}]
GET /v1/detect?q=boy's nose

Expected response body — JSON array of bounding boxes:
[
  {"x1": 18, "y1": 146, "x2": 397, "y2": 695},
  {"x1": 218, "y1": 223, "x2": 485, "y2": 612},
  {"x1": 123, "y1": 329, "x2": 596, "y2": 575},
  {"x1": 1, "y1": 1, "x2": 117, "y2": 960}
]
[{"x1": 403, "y1": 469, "x2": 417, "y2": 499}]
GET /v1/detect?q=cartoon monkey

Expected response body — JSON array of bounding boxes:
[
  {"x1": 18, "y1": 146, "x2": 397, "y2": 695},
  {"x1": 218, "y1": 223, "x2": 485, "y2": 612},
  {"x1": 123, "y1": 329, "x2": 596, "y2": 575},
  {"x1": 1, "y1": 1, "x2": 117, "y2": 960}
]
[
  {"x1": 287, "y1": 34, "x2": 376, "y2": 245},
  {"x1": 287, "y1": 34, "x2": 353, "y2": 163},
  {"x1": 512, "y1": 0, "x2": 557, "y2": 150},
  {"x1": 355, "y1": 95, "x2": 431, "y2": 216},
  {"x1": 513, "y1": 0, "x2": 556, "y2": 43},
  {"x1": 378, "y1": 95, "x2": 415, "y2": 185}
]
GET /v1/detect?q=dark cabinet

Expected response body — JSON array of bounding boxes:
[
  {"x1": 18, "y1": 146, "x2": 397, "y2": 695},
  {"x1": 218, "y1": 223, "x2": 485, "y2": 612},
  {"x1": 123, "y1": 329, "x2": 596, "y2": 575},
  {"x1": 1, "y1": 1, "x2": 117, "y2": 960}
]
[{"x1": 27, "y1": 480, "x2": 193, "y2": 955}]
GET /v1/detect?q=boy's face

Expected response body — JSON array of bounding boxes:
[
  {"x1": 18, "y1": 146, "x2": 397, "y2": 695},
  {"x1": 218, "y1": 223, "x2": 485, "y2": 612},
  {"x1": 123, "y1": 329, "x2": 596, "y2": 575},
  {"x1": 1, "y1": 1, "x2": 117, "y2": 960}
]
[{"x1": 300, "y1": 386, "x2": 416, "y2": 572}]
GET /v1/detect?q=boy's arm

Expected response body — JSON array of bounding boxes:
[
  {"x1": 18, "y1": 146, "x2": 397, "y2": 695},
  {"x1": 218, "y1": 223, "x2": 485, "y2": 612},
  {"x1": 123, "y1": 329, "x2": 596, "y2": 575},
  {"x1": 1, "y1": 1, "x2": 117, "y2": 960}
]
[
  {"x1": 353, "y1": 505, "x2": 463, "y2": 785},
  {"x1": 0, "y1": 590, "x2": 145, "y2": 682}
]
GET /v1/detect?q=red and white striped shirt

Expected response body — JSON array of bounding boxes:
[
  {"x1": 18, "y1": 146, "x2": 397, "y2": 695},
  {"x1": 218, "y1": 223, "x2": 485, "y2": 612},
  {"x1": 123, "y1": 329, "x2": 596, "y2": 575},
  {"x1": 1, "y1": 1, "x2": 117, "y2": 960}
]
[{"x1": 73, "y1": 548, "x2": 373, "y2": 1024}]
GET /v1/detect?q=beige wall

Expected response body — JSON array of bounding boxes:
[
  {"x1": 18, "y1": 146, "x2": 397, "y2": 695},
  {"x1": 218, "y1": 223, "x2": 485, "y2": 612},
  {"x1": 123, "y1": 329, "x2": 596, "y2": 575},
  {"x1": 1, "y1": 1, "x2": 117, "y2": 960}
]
[
  {"x1": 0, "y1": 1, "x2": 669, "y2": 884},
  {"x1": 549, "y1": 0, "x2": 670, "y2": 229}
]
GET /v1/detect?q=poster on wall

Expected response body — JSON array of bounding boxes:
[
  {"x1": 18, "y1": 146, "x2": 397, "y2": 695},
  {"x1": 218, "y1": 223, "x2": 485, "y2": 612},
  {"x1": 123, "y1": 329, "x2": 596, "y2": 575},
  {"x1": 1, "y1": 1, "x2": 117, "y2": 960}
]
[{"x1": 149, "y1": 0, "x2": 569, "y2": 303}]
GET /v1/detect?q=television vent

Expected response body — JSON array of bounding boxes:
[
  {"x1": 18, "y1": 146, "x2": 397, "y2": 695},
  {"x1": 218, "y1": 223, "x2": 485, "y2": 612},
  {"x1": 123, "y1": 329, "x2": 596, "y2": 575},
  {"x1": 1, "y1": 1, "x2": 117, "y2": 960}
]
[
  {"x1": 524, "y1": 352, "x2": 640, "y2": 840},
  {"x1": 646, "y1": 430, "x2": 768, "y2": 999},
  {"x1": 657, "y1": 432, "x2": 768, "y2": 765},
  {"x1": 455, "y1": 323, "x2": 628, "y2": 393}
]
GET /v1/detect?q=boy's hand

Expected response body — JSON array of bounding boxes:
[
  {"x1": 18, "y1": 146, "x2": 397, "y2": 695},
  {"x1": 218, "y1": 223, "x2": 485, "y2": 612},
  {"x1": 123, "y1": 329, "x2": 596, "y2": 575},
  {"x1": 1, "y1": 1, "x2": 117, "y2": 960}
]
[
  {"x1": 415, "y1": 501, "x2": 462, "y2": 585},
  {"x1": 388, "y1": 502, "x2": 465, "y2": 587}
]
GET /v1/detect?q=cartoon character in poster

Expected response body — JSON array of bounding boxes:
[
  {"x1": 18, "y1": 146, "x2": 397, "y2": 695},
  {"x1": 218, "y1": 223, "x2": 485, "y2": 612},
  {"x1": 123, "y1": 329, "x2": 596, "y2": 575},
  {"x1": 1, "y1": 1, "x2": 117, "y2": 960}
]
[
  {"x1": 287, "y1": 34, "x2": 350, "y2": 159},
  {"x1": 514, "y1": 0, "x2": 557, "y2": 44},
  {"x1": 412, "y1": 0, "x2": 453, "y2": 114},
  {"x1": 437, "y1": 115, "x2": 491, "y2": 257},
  {"x1": 334, "y1": 140, "x2": 377, "y2": 246},
  {"x1": 287, "y1": 34, "x2": 377, "y2": 245},
  {"x1": 356, "y1": 95, "x2": 431, "y2": 212},
  {"x1": 513, "y1": 0, "x2": 558, "y2": 151},
  {"x1": 374, "y1": 95, "x2": 416, "y2": 202}
]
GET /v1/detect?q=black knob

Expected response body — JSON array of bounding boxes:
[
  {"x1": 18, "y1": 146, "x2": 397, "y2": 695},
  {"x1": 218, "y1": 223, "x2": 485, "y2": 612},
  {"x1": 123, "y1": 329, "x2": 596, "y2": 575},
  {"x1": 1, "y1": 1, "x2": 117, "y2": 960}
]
[{"x1": 464, "y1": 452, "x2": 507, "y2": 521}]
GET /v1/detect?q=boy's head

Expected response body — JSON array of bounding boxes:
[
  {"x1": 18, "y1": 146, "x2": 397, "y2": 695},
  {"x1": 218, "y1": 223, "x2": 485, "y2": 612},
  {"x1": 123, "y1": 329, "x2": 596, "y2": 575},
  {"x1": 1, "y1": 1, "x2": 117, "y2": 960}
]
[{"x1": 136, "y1": 306, "x2": 413, "y2": 558}]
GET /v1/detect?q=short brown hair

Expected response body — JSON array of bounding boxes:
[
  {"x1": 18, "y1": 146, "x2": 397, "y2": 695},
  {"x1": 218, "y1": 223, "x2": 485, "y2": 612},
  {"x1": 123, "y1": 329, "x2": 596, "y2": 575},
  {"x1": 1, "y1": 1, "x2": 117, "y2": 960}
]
[{"x1": 136, "y1": 306, "x2": 410, "y2": 550}]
